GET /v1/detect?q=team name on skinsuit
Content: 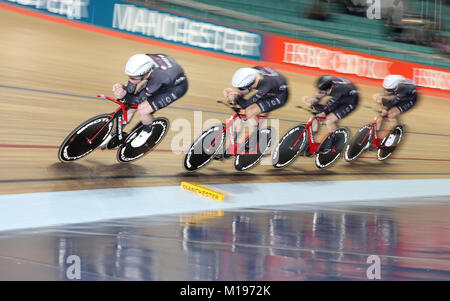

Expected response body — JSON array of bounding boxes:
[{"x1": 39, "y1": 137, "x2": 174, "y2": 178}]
[{"x1": 180, "y1": 285, "x2": 271, "y2": 298}]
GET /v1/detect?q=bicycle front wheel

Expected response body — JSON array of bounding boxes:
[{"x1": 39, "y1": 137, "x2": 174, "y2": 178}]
[
  {"x1": 315, "y1": 127, "x2": 349, "y2": 169},
  {"x1": 58, "y1": 114, "x2": 114, "y2": 162},
  {"x1": 234, "y1": 126, "x2": 273, "y2": 171}
]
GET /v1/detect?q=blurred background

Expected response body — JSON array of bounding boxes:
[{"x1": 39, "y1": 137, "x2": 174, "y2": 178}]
[
  {"x1": 0, "y1": 0, "x2": 448, "y2": 282},
  {"x1": 141, "y1": 0, "x2": 450, "y2": 67}
]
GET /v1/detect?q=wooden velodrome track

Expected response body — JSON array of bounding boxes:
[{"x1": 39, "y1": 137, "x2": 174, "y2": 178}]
[{"x1": 0, "y1": 7, "x2": 449, "y2": 196}]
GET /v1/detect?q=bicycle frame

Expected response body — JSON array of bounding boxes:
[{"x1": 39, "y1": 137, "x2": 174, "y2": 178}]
[
  {"x1": 360, "y1": 115, "x2": 391, "y2": 149},
  {"x1": 290, "y1": 115, "x2": 327, "y2": 154},
  {"x1": 87, "y1": 95, "x2": 138, "y2": 144},
  {"x1": 207, "y1": 113, "x2": 266, "y2": 156}
]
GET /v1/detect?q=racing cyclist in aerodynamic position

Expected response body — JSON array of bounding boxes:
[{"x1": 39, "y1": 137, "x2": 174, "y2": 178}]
[
  {"x1": 101, "y1": 53, "x2": 188, "y2": 149},
  {"x1": 373, "y1": 74, "x2": 417, "y2": 143},
  {"x1": 302, "y1": 75, "x2": 359, "y2": 154},
  {"x1": 220, "y1": 66, "x2": 289, "y2": 159}
]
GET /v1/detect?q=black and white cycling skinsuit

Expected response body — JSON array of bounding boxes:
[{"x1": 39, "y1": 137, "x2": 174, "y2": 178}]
[
  {"x1": 383, "y1": 79, "x2": 417, "y2": 113},
  {"x1": 124, "y1": 53, "x2": 188, "y2": 111},
  {"x1": 317, "y1": 77, "x2": 359, "y2": 119},
  {"x1": 234, "y1": 66, "x2": 289, "y2": 113}
]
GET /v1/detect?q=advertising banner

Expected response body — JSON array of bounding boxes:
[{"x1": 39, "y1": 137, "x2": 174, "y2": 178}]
[
  {"x1": 3, "y1": 1, "x2": 448, "y2": 92},
  {"x1": 4, "y1": 0, "x2": 263, "y2": 60},
  {"x1": 263, "y1": 35, "x2": 450, "y2": 91}
]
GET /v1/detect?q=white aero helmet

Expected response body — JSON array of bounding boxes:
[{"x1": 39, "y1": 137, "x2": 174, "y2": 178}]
[
  {"x1": 125, "y1": 54, "x2": 155, "y2": 77},
  {"x1": 382, "y1": 75, "x2": 405, "y2": 90},
  {"x1": 232, "y1": 68, "x2": 259, "y2": 89}
]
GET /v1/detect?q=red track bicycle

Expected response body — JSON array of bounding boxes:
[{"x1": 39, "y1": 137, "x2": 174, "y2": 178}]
[
  {"x1": 58, "y1": 94, "x2": 169, "y2": 163},
  {"x1": 272, "y1": 105, "x2": 350, "y2": 169},
  {"x1": 183, "y1": 100, "x2": 273, "y2": 172},
  {"x1": 344, "y1": 106, "x2": 404, "y2": 162}
]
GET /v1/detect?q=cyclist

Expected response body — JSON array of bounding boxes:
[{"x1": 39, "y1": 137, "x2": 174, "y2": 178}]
[
  {"x1": 101, "y1": 53, "x2": 188, "y2": 149},
  {"x1": 373, "y1": 75, "x2": 417, "y2": 144},
  {"x1": 302, "y1": 75, "x2": 359, "y2": 154},
  {"x1": 220, "y1": 66, "x2": 289, "y2": 158}
]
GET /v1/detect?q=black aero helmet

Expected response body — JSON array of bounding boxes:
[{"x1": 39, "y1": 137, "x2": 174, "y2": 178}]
[{"x1": 316, "y1": 75, "x2": 333, "y2": 91}]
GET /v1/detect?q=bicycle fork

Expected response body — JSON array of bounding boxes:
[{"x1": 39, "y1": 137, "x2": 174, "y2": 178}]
[
  {"x1": 361, "y1": 119, "x2": 391, "y2": 150},
  {"x1": 291, "y1": 119, "x2": 326, "y2": 154}
]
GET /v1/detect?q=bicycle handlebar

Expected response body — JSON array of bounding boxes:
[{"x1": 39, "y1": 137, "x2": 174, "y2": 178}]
[
  {"x1": 361, "y1": 104, "x2": 383, "y2": 114},
  {"x1": 96, "y1": 94, "x2": 138, "y2": 124},
  {"x1": 296, "y1": 105, "x2": 318, "y2": 115},
  {"x1": 97, "y1": 94, "x2": 138, "y2": 109},
  {"x1": 217, "y1": 99, "x2": 243, "y2": 119}
]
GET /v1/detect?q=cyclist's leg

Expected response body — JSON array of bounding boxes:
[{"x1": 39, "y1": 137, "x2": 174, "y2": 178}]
[
  {"x1": 224, "y1": 104, "x2": 260, "y2": 156},
  {"x1": 382, "y1": 98, "x2": 415, "y2": 145},
  {"x1": 321, "y1": 103, "x2": 356, "y2": 153},
  {"x1": 132, "y1": 80, "x2": 188, "y2": 147},
  {"x1": 255, "y1": 91, "x2": 288, "y2": 115},
  {"x1": 388, "y1": 97, "x2": 416, "y2": 128},
  {"x1": 254, "y1": 92, "x2": 288, "y2": 130},
  {"x1": 149, "y1": 79, "x2": 188, "y2": 112},
  {"x1": 100, "y1": 108, "x2": 138, "y2": 149},
  {"x1": 326, "y1": 102, "x2": 357, "y2": 133},
  {"x1": 129, "y1": 101, "x2": 155, "y2": 147},
  {"x1": 386, "y1": 106, "x2": 401, "y2": 128},
  {"x1": 234, "y1": 91, "x2": 287, "y2": 142},
  {"x1": 127, "y1": 108, "x2": 137, "y2": 123},
  {"x1": 244, "y1": 103, "x2": 262, "y2": 135},
  {"x1": 325, "y1": 112, "x2": 338, "y2": 133},
  {"x1": 137, "y1": 101, "x2": 155, "y2": 127},
  {"x1": 251, "y1": 93, "x2": 287, "y2": 149},
  {"x1": 375, "y1": 110, "x2": 387, "y2": 132},
  {"x1": 301, "y1": 95, "x2": 320, "y2": 132},
  {"x1": 320, "y1": 112, "x2": 338, "y2": 153}
]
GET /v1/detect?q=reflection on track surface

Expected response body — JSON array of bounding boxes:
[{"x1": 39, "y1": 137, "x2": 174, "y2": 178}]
[{"x1": 0, "y1": 198, "x2": 448, "y2": 280}]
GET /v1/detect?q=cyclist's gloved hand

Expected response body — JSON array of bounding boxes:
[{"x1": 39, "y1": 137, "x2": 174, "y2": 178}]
[
  {"x1": 224, "y1": 88, "x2": 238, "y2": 104},
  {"x1": 112, "y1": 83, "x2": 127, "y2": 99}
]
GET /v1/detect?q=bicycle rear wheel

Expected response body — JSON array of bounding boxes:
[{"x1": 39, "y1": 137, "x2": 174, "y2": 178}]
[
  {"x1": 344, "y1": 124, "x2": 371, "y2": 162},
  {"x1": 234, "y1": 127, "x2": 273, "y2": 171},
  {"x1": 377, "y1": 125, "x2": 404, "y2": 161},
  {"x1": 272, "y1": 124, "x2": 307, "y2": 168},
  {"x1": 58, "y1": 114, "x2": 114, "y2": 162},
  {"x1": 315, "y1": 127, "x2": 349, "y2": 169},
  {"x1": 183, "y1": 124, "x2": 226, "y2": 172},
  {"x1": 116, "y1": 117, "x2": 169, "y2": 163}
]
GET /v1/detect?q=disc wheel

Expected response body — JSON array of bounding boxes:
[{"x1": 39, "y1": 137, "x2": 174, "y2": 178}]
[
  {"x1": 58, "y1": 114, "x2": 114, "y2": 162},
  {"x1": 377, "y1": 125, "x2": 404, "y2": 161},
  {"x1": 344, "y1": 124, "x2": 371, "y2": 162},
  {"x1": 271, "y1": 124, "x2": 307, "y2": 168},
  {"x1": 183, "y1": 124, "x2": 226, "y2": 172},
  {"x1": 116, "y1": 117, "x2": 169, "y2": 163},
  {"x1": 234, "y1": 127, "x2": 273, "y2": 171},
  {"x1": 315, "y1": 127, "x2": 349, "y2": 169}
]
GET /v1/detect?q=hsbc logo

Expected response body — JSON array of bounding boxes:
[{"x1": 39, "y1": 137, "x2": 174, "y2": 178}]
[{"x1": 283, "y1": 42, "x2": 391, "y2": 79}]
